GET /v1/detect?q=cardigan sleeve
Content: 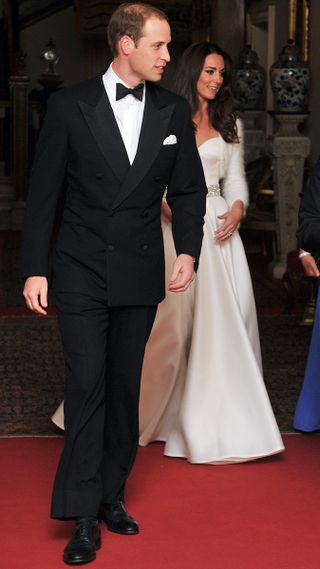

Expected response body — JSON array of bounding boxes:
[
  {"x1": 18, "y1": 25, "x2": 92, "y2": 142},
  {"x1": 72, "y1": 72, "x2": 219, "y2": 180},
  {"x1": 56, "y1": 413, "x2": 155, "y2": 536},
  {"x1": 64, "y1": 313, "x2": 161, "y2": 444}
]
[{"x1": 222, "y1": 120, "x2": 249, "y2": 209}]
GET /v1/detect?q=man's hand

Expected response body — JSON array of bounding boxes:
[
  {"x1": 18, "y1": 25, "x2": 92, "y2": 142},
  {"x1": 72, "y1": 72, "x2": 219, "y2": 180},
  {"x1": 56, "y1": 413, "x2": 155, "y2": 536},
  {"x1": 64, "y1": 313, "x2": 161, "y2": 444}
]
[
  {"x1": 168, "y1": 254, "x2": 195, "y2": 292},
  {"x1": 23, "y1": 276, "x2": 48, "y2": 315}
]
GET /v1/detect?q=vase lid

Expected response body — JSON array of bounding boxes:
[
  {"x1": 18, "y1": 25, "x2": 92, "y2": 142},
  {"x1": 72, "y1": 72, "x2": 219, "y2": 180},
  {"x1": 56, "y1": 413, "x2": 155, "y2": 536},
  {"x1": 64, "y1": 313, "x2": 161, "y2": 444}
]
[
  {"x1": 238, "y1": 44, "x2": 260, "y2": 67},
  {"x1": 272, "y1": 39, "x2": 306, "y2": 68}
]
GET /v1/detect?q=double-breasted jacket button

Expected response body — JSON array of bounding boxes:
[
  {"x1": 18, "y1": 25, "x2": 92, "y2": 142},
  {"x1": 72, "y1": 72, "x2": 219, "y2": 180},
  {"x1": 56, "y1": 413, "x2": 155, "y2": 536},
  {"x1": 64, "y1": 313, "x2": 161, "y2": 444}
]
[
  {"x1": 142, "y1": 244, "x2": 148, "y2": 251},
  {"x1": 155, "y1": 176, "x2": 161, "y2": 182},
  {"x1": 95, "y1": 173, "x2": 103, "y2": 180},
  {"x1": 107, "y1": 245, "x2": 114, "y2": 251}
]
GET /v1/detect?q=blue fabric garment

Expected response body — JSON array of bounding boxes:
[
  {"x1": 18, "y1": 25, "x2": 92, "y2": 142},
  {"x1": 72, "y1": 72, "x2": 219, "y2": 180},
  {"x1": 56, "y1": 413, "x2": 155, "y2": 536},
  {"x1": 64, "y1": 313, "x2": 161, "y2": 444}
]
[{"x1": 294, "y1": 288, "x2": 320, "y2": 431}]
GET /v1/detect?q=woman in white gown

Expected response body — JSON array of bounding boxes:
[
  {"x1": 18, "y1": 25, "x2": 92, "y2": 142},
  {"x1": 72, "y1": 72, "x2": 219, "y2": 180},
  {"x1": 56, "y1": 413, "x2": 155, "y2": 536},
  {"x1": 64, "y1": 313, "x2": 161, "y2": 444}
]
[{"x1": 139, "y1": 42, "x2": 284, "y2": 463}]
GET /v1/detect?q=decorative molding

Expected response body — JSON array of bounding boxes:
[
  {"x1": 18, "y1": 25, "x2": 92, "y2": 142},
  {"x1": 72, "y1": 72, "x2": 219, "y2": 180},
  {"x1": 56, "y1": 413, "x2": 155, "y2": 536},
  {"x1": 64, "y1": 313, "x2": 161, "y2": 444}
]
[
  {"x1": 272, "y1": 113, "x2": 309, "y2": 137},
  {"x1": 76, "y1": 1, "x2": 192, "y2": 42},
  {"x1": 18, "y1": 0, "x2": 73, "y2": 28},
  {"x1": 272, "y1": 137, "x2": 310, "y2": 157},
  {"x1": 76, "y1": 0, "x2": 118, "y2": 37}
]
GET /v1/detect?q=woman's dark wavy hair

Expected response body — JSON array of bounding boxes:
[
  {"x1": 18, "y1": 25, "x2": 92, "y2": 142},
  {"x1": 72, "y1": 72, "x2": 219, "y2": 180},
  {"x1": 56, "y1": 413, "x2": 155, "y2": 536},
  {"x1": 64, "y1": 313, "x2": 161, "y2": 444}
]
[{"x1": 173, "y1": 42, "x2": 238, "y2": 143}]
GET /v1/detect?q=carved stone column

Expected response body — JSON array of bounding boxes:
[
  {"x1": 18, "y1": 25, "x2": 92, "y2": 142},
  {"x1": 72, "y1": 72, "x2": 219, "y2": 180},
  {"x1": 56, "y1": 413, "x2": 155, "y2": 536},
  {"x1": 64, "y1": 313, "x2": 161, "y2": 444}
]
[
  {"x1": 269, "y1": 114, "x2": 310, "y2": 278},
  {"x1": 0, "y1": 102, "x2": 14, "y2": 227},
  {"x1": 241, "y1": 110, "x2": 266, "y2": 164},
  {"x1": 9, "y1": 52, "x2": 29, "y2": 229}
]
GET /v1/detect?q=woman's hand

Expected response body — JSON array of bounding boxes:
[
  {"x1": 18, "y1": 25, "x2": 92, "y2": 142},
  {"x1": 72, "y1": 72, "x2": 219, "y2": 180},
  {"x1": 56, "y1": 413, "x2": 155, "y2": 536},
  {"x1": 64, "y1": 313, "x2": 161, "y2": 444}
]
[
  {"x1": 215, "y1": 200, "x2": 244, "y2": 243},
  {"x1": 299, "y1": 251, "x2": 320, "y2": 277}
]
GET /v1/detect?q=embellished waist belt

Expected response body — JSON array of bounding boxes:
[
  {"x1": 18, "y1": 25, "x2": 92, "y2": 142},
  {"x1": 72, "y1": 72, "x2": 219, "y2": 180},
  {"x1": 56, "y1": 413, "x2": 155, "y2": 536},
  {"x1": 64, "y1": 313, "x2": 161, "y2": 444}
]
[{"x1": 207, "y1": 183, "x2": 221, "y2": 197}]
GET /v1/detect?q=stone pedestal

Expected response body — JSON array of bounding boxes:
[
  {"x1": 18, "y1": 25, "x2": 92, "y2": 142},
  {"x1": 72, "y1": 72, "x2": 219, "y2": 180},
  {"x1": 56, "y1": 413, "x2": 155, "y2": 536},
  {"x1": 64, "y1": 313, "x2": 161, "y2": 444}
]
[
  {"x1": 241, "y1": 110, "x2": 266, "y2": 163},
  {"x1": 269, "y1": 114, "x2": 310, "y2": 278}
]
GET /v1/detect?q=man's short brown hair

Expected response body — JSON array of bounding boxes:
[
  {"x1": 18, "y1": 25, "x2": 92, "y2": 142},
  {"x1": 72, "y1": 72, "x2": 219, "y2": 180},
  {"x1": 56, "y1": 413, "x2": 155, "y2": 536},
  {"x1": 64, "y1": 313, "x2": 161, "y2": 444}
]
[{"x1": 107, "y1": 2, "x2": 168, "y2": 57}]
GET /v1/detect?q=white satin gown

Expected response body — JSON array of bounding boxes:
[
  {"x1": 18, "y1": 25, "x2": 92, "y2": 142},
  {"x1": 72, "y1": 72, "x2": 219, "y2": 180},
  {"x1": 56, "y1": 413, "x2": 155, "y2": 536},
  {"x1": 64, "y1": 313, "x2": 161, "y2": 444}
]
[{"x1": 139, "y1": 133, "x2": 284, "y2": 463}]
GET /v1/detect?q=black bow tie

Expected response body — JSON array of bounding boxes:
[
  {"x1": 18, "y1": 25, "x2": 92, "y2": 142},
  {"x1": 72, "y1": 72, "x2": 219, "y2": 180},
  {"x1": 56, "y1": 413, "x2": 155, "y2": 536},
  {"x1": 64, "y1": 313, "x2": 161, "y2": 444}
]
[{"x1": 116, "y1": 82, "x2": 144, "y2": 101}]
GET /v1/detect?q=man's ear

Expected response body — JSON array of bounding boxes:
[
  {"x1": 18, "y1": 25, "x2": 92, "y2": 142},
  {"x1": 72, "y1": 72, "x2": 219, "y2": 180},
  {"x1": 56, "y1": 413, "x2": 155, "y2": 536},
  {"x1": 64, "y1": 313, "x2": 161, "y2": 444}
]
[{"x1": 118, "y1": 35, "x2": 135, "y2": 56}]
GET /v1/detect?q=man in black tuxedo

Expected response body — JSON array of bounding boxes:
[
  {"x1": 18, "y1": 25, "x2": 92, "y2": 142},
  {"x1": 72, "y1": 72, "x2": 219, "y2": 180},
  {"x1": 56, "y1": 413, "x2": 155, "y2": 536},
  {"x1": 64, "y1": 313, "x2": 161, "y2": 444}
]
[
  {"x1": 297, "y1": 157, "x2": 320, "y2": 257},
  {"x1": 21, "y1": 2, "x2": 206, "y2": 564}
]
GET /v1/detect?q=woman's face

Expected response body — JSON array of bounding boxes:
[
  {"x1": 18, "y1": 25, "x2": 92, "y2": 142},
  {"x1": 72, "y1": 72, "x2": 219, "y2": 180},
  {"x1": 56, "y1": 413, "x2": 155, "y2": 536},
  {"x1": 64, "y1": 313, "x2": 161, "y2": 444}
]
[{"x1": 196, "y1": 53, "x2": 225, "y2": 102}]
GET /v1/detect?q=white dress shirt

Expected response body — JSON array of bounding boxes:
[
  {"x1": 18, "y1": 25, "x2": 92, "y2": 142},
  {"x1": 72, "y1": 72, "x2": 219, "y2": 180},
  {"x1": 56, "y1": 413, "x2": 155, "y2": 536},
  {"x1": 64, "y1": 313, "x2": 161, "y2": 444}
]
[{"x1": 102, "y1": 64, "x2": 145, "y2": 165}]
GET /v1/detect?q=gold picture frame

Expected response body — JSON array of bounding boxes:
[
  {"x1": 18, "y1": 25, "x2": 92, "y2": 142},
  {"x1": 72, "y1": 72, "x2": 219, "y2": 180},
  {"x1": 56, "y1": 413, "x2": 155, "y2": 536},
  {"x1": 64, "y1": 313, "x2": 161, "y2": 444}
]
[{"x1": 289, "y1": 0, "x2": 310, "y2": 61}]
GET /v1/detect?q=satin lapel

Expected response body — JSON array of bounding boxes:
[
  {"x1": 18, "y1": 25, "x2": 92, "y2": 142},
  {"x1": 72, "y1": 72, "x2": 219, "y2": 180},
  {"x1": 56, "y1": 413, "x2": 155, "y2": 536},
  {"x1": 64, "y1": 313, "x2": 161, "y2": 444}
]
[
  {"x1": 78, "y1": 92, "x2": 130, "y2": 182},
  {"x1": 111, "y1": 86, "x2": 175, "y2": 210}
]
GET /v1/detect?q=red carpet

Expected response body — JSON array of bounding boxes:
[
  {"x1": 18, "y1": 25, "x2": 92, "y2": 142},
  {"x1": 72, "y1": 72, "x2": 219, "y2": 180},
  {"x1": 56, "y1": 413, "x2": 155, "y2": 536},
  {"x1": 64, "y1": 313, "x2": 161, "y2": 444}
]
[{"x1": 1, "y1": 435, "x2": 320, "y2": 569}]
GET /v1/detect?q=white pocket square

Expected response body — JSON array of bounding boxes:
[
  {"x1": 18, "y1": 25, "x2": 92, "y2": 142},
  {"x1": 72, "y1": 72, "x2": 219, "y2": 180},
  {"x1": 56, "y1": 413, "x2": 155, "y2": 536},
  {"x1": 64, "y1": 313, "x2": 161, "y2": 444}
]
[{"x1": 163, "y1": 134, "x2": 177, "y2": 145}]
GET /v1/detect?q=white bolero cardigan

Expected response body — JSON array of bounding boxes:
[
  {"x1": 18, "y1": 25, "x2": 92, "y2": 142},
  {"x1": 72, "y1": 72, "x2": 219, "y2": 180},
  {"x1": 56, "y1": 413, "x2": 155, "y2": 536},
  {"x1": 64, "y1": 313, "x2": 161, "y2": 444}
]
[{"x1": 218, "y1": 119, "x2": 249, "y2": 209}]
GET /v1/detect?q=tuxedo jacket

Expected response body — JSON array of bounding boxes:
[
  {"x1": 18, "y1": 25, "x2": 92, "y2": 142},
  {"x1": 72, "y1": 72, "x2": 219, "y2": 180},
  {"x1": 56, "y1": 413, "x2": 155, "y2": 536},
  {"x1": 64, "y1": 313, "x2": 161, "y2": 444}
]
[
  {"x1": 21, "y1": 76, "x2": 207, "y2": 306},
  {"x1": 297, "y1": 157, "x2": 320, "y2": 255}
]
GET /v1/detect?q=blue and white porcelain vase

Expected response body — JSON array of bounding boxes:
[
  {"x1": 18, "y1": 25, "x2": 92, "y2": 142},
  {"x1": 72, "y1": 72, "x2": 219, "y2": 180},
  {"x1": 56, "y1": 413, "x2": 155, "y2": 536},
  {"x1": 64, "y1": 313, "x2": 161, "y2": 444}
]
[
  {"x1": 234, "y1": 45, "x2": 265, "y2": 110},
  {"x1": 270, "y1": 39, "x2": 310, "y2": 113}
]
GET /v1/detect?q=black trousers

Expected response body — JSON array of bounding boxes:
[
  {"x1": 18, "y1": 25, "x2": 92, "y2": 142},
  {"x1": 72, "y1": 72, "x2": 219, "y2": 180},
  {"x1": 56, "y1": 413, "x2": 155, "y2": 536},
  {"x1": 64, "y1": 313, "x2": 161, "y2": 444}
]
[{"x1": 51, "y1": 291, "x2": 157, "y2": 519}]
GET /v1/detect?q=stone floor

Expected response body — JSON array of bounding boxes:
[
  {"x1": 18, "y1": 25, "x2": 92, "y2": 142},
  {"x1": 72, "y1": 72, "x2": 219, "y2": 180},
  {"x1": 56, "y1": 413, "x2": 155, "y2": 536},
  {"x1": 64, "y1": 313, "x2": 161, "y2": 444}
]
[{"x1": 0, "y1": 230, "x2": 312, "y2": 436}]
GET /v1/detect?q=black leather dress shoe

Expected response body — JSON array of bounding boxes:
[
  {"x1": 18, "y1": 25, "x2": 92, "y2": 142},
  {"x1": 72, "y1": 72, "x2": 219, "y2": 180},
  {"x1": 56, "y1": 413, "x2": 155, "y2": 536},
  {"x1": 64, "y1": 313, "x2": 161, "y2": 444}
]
[
  {"x1": 63, "y1": 517, "x2": 101, "y2": 565},
  {"x1": 100, "y1": 500, "x2": 139, "y2": 535}
]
